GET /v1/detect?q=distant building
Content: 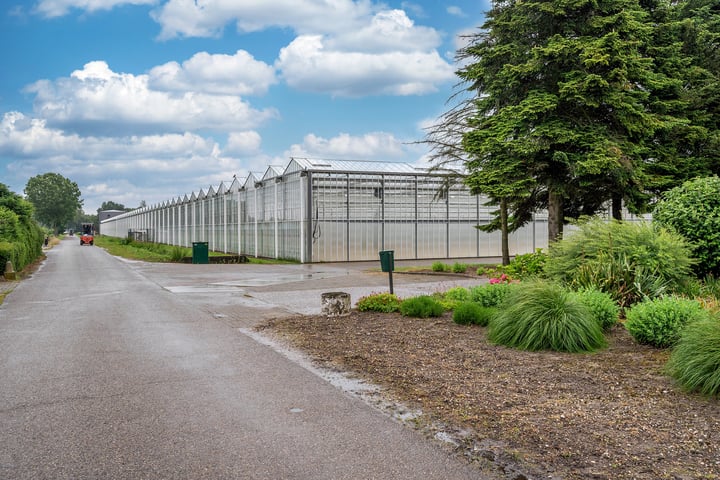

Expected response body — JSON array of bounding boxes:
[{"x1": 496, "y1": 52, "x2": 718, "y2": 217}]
[
  {"x1": 99, "y1": 158, "x2": 549, "y2": 262},
  {"x1": 98, "y1": 210, "x2": 126, "y2": 231}
]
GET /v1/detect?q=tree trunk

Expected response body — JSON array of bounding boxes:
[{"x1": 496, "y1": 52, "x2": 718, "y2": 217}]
[
  {"x1": 548, "y1": 189, "x2": 563, "y2": 243},
  {"x1": 611, "y1": 193, "x2": 622, "y2": 221},
  {"x1": 500, "y1": 198, "x2": 510, "y2": 266}
]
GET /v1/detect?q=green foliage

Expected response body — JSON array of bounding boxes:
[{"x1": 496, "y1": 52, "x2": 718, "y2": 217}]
[
  {"x1": 545, "y1": 218, "x2": 695, "y2": 308},
  {"x1": 652, "y1": 176, "x2": 720, "y2": 278},
  {"x1": 666, "y1": 315, "x2": 720, "y2": 397},
  {"x1": 0, "y1": 184, "x2": 44, "y2": 272},
  {"x1": 444, "y1": 286, "x2": 470, "y2": 302},
  {"x1": 170, "y1": 246, "x2": 189, "y2": 262},
  {"x1": 453, "y1": 302, "x2": 496, "y2": 327},
  {"x1": 488, "y1": 282, "x2": 607, "y2": 353},
  {"x1": 431, "y1": 261, "x2": 447, "y2": 272},
  {"x1": 452, "y1": 262, "x2": 468, "y2": 273},
  {"x1": 624, "y1": 297, "x2": 709, "y2": 348},
  {"x1": 24, "y1": 173, "x2": 83, "y2": 233},
  {"x1": 470, "y1": 282, "x2": 516, "y2": 307},
  {"x1": 573, "y1": 288, "x2": 620, "y2": 331},
  {"x1": 356, "y1": 293, "x2": 401, "y2": 313},
  {"x1": 400, "y1": 295, "x2": 445, "y2": 318},
  {"x1": 504, "y1": 249, "x2": 547, "y2": 279},
  {"x1": 436, "y1": 287, "x2": 470, "y2": 310},
  {"x1": 455, "y1": 0, "x2": 680, "y2": 243}
]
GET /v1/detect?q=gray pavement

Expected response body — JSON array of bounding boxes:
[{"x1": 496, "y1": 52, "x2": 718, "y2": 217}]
[{"x1": 0, "y1": 238, "x2": 494, "y2": 479}]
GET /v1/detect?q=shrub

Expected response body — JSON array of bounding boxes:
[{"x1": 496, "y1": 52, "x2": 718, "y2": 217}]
[
  {"x1": 653, "y1": 176, "x2": 720, "y2": 278},
  {"x1": 624, "y1": 297, "x2": 709, "y2": 348},
  {"x1": 573, "y1": 288, "x2": 620, "y2": 331},
  {"x1": 453, "y1": 302, "x2": 496, "y2": 326},
  {"x1": 452, "y1": 262, "x2": 468, "y2": 273},
  {"x1": 170, "y1": 245, "x2": 188, "y2": 262},
  {"x1": 439, "y1": 286, "x2": 470, "y2": 310},
  {"x1": 431, "y1": 261, "x2": 447, "y2": 272},
  {"x1": 470, "y1": 282, "x2": 516, "y2": 307},
  {"x1": 400, "y1": 295, "x2": 445, "y2": 318},
  {"x1": 505, "y1": 249, "x2": 547, "y2": 279},
  {"x1": 666, "y1": 315, "x2": 720, "y2": 397},
  {"x1": 356, "y1": 293, "x2": 401, "y2": 313},
  {"x1": 488, "y1": 281, "x2": 607, "y2": 353},
  {"x1": 545, "y1": 218, "x2": 695, "y2": 308}
]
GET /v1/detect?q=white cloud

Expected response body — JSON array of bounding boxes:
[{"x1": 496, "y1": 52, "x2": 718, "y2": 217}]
[
  {"x1": 25, "y1": 61, "x2": 278, "y2": 135},
  {"x1": 276, "y1": 35, "x2": 454, "y2": 97},
  {"x1": 327, "y1": 10, "x2": 440, "y2": 53},
  {"x1": 34, "y1": 0, "x2": 156, "y2": 18},
  {"x1": 286, "y1": 132, "x2": 405, "y2": 159},
  {"x1": 225, "y1": 131, "x2": 262, "y2": 155},
  {"x1": 447, "y1": 6, "x2": 466, "y2": 17},
  {"x1": 0, "y1": 111, "x2": 248, "y2": 211},
  {"x1": 148, "y1": 50, "x2": 277, "y2": 96},
  {"x1": 151, "y1": 0, "x2": 373, "y2": 39}
]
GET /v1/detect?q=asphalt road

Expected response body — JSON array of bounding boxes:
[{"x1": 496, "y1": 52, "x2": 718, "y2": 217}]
[{"x1": 0, "y1": 239, "x2": 489, "y2": 479}]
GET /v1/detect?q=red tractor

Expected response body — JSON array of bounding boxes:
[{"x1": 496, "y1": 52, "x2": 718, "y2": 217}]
[{"x1": 80, "y1": 223, "x2": 94, "y2": 246}]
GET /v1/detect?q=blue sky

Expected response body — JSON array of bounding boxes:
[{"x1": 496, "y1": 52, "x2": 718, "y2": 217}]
[{"x1": 0, "y1": 0, "x2": 488, "y2": 213}]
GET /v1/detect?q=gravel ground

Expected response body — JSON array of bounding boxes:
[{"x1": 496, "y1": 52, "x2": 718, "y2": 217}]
[{"x1": 258, "y1": 311, "x2": 720, "y2": 480}]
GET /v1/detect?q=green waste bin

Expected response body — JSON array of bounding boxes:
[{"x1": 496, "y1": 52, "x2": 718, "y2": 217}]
[
  {"x1": 379, "y1": 250, "x2": 394, "y2": 272},
  {"x1": 192, "y1": 242, "x2": 209, "y2": 264}
]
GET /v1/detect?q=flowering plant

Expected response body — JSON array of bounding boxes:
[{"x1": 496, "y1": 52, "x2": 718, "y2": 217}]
[{"x1": 489, "y1": 273, "x2": 511, "y2": 284}]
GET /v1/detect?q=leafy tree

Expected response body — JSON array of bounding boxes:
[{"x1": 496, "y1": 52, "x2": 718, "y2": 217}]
[
  {"x1": 448, "y1": 0, "x2": 684, "y2": 242},
  {"x1": 24, "y1": 173, "x2": 83, "y2": 233},
  {"x1": 98, "y1": 201, "x2": 126, "y2": 213},
  {"x1": 0, "y1": 183, "x2": 43, "y2": 271},
  {"x1": 640, "y1": 0, "x2": 718, "y2": 197}
]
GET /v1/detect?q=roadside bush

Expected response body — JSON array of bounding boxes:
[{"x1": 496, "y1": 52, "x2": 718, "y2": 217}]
[
  {"x1": 453, "y1": 302, "x2": 496, "y2": 326},
  {"x1": 666, "y1": 315, "x2": 720, "y2": 397},
  {"x1": 439, "y1": 286, "x2": 470, "y2": 310},
  {"x1": 170, "y1": 245, "x2": 189, "y2": 262},
  {"x1": 400, "y1": 295, "x2": 445, "y2": 318},
  {"x1": 624, "y1": 297, "x2": 708, "y2": 348},
  {"x1": 573, "y1": 288, "x2": 620, "y2": 331},
  {"x1": 452, "y1": 262, "x2": 468, "y2": 273},
  {"x1": 432, "y1": 261, "x2": 447, "y2": 272},
  {"x1": 504, "y1": 249, "x2": 547, "y2": 279},
  {"x1": 470, "y1": 282, "x2": 516, "y2": 307},
  {"x1": 653, "y1": 176, "x2": 720, "y2": 278},
  {"x1": 545, "y1": 218, "x2": 695, "y2": 308},
  {"x1": 356, "y1": 293, "x2": 402, "y2": 313},
  {"x1": 488, "y1": 281, "x2": 607, "y2": 353}
]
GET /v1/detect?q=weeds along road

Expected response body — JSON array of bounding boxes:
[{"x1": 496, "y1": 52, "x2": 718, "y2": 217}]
[{"x1": 0, "y1": 238, "x2": 487, "y2": 480}]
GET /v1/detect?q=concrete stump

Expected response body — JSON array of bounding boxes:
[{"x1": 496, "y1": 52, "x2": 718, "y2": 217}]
[
  {"x1": 4, "y1": 261, "x2": 17, "y2": 281},
  {"x1": 321, "y1": 292, "x2": 351, "y2": 317}
]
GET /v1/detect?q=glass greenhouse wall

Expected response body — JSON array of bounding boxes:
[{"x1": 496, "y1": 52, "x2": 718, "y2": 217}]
[{"x1": 100, "y1": 158, "x2": 550, "y2": 262}]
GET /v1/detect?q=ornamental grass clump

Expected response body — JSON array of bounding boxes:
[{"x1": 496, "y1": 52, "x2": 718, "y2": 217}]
[
  {"x1": 666, "y1": 315, "x2": 720, "y2": 397},
  {"x1": 453, "y1": 302, "x2": 496, "y2": 326},
  {"x1": 545, "y1": 218, "x2": 695, "y2": 308},
  {"x1": 624, "y1": 297, "x2": 708, "y2": 348},
  {"x1": 400, "y1": 295, "x2": 445, "y2": 318},
  {"x1": 573, "y1": 288, "x2": 620, "y2": 331},
  {"x1": 488, "y1": 281, "x2": 607, "y2": 353}
]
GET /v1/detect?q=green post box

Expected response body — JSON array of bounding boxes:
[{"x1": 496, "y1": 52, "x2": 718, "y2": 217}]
[
  {"x1": 192, "y1": 241, "x2": 209, "y2": 264},
  {"x1": 379, "y1": 250, "x2": 394, "y2": 294},
  {"x1": 379, "y1": 250, "x2": 394, "y2": 272}
]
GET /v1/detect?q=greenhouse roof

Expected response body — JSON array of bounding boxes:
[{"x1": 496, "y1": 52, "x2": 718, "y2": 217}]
[{"x1": 286, "y1": 157, "x2": 429, "y2": 175}]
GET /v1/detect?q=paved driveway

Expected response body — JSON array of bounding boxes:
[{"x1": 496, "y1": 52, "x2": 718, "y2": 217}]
[{"x1": 0, "y1": 238, "x2": 492, "y2": 479}]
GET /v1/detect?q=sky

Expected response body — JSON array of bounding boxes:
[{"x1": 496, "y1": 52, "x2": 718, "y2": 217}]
[{"x1": 0, "y1": 0, "x2": 489, "y2": 213}]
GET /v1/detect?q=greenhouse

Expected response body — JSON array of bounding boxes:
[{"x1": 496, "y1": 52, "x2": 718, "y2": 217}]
[{"x1": 99, "y1": 158, "x2": 549, "y2": 263}]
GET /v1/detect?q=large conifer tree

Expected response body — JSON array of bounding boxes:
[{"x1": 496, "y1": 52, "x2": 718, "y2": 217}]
[{"x1": 460, "y1": 0, "x2": 680, "y2": 241}]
